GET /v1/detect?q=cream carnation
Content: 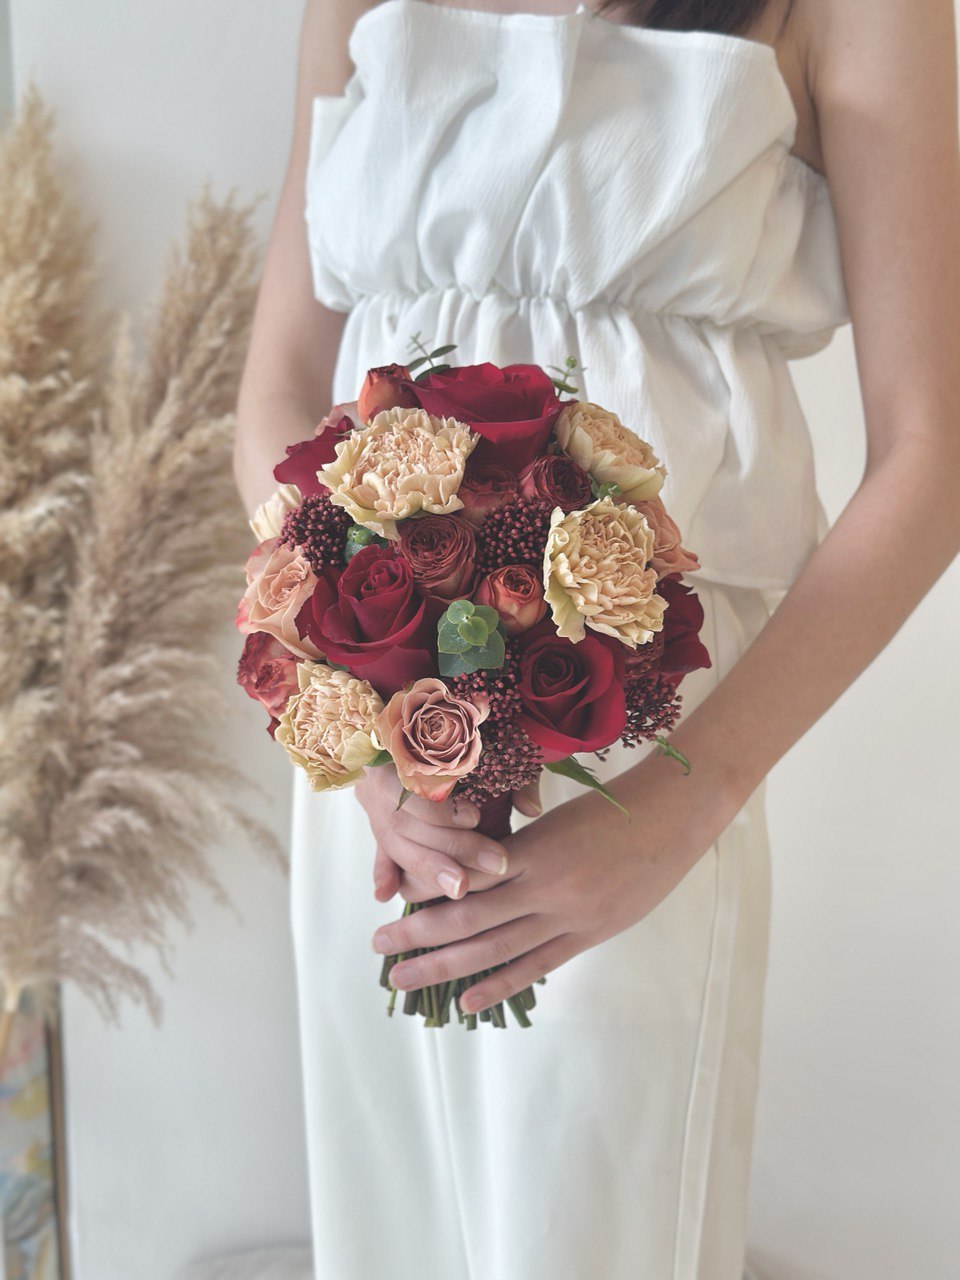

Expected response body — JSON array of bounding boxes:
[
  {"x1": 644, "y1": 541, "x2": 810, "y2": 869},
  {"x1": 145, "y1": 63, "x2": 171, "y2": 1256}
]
[
  {"x1": 555, "y1": 400, "x2": 666, "y2": 503},
  {"x1": 633, "y1": 495, "x2": 701, "y2": 579},
  {"x1": 249, "y1": 483, "x2": 302, "y2": 541},
  {"x1": 316, "y1": 405, "x2": 479, "y2": 538},
  {"x1": 276, "y1": 661, "x2": 385, "y2": 791},
  {"x1": 543, "y1": 496, "x2": 667, "y2": 647}
]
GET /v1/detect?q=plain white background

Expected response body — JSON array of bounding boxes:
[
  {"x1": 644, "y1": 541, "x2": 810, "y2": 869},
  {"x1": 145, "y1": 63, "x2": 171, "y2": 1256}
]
[{"x1": 6, "y1": 3, "x2": 959, "y2": 1278}]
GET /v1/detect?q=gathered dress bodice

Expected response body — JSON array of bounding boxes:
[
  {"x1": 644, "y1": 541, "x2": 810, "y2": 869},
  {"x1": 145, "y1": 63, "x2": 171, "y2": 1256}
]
[{"x1": 303, "y1": 0, "x2": 850, "y2": 590}]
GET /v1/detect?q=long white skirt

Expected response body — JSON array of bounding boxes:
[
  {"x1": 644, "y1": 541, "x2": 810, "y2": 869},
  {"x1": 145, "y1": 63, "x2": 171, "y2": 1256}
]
[{"x1": 289, "y1": 578, "x2": 778, "y2": 1280}]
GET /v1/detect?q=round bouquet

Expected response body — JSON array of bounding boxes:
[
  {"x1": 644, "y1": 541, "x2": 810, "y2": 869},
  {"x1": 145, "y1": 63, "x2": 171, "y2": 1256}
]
[{"x1": 235, "y1": 341, "x2": 710, "y2": 1028}]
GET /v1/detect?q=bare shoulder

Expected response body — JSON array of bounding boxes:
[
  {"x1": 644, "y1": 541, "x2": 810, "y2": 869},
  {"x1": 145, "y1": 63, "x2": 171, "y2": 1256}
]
[
  {"x1": 789, "y1": 0, "x2": 960, "y2": 456},
  {"x1": 296, "y1": 0, "x2": 381, "y2": 98}
]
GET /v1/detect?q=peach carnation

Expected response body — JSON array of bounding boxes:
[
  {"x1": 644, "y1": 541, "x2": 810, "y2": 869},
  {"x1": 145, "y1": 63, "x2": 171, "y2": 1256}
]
[
  {"x1": 633, "y1": 495, "x2": 701, "y2": 579},
  {"x1": 276, "y1": 661, "x2": 385, "y2": 791},
  {"x1": 543, "y1": 496, "x2": 667, "y2": 647},
  {"x1": 249, "y1": 483, "x2": 302, "y2": 542},
  {"x1": 555, "y1": 400, "x2": 666, "y2": 503},
  {"x1": 378, "y1": 678, "x2": 489, "y2": 802},
  {"x1": 316, "y1": 405, "x2": 479, "y2": 538},
  {"x1": 236, "y1": 538, "x2": 322, "y2": 660}
]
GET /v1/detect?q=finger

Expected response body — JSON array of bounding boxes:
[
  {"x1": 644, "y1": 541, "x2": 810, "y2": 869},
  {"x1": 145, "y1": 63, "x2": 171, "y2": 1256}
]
[
  {"x1": 511, "y1": 777, "x2": 542, "y2": 819},
  {"x1": 397, "y1": 867, "x2": 504, "y2": 904},
  {"x1": 399, "y1": 791, "x2": 481, "y2": 830},
  {"x1": 384, "y1": 833, "x2": 473, "y2": 900},
  {"x1": 394, "y1": 812, "x2": 510, "y2": 879},
  {"x1": 374, "y1": 880, "x2": 524, "y2": 955},
  {"x1": 386, "y1": 915, "x2": 557, "y2": 992},
  {"x1": 372, "y1": 845, "x2": 400, "y2": 902},
  {"x1": 459, "y1": 933, "x2": 580, "y2": 1014}
]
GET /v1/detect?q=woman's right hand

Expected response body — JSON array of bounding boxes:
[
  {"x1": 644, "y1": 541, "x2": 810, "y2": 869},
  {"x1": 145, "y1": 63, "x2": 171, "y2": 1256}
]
[{"x1": 355, "y1": 764, "x2": 540, "y2": 904}]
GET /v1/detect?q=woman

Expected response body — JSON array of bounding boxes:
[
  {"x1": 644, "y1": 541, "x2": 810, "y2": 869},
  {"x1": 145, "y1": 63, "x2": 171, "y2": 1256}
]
[{"x1": 233, "y1": 1, "x2": 959, "y2": 1276}]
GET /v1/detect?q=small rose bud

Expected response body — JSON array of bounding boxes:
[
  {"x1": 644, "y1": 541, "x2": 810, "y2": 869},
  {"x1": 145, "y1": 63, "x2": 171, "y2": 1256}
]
[{"x1": 357, "y1": 364, "x2": 420, "y2": 425}]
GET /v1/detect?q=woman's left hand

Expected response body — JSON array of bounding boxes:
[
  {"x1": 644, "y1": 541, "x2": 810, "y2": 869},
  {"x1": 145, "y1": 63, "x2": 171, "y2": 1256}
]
[{"x1": 370, "y1": 747, "x2": 741, "y2": 1014}]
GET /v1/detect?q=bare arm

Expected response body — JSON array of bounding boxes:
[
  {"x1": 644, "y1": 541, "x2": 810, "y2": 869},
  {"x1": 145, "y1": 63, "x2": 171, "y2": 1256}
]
[
  {"x1": 232, "y1": 0, "x2": 372, "y2": 517},
  {"x1": 661, "y1": 0, "x2": 960, "y2": 808}
]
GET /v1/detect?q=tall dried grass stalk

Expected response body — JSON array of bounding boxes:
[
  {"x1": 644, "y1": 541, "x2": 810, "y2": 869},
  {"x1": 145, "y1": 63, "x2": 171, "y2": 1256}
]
[{"x1": 0, "y1": 83, "x2": 281, "y2": 1030}]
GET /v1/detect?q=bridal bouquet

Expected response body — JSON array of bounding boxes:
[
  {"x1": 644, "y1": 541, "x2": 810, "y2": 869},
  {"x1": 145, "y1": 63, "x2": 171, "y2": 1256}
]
[{"x1": 234, "y1": 340, "x2": 710, "y2": 1028}]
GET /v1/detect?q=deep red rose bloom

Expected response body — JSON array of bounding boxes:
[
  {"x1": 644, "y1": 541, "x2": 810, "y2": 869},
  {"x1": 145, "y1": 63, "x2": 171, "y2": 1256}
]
[
  {"x1": 657, "y1": 574, "x2": 711, "y2": 678},
  {"x1": 518, "y1": 453, "x2": 592, "y2": 512},
  {"x1": 400, "y1": 362, "x2": 566, "y2": 471},
  {"x1": 236, "y1": 632, "x2": 301, "y2": 717},
  {"x1": 515, "y1": 625, "x2": 627, "y2": 762},
  {"x1": 457, "y1": 460, "x2": 519, "y2": 528},
  {"x1": 397, "y1": 513, "x2": 476, "y2": 601},
  {"x1": 296, "y1": 545, "x2": 437, "y2": 696},
  {"x1": 273, "y1": 415, "x2": 353, "y2": 496},
  {"x1": 357, "y1": 363, "x2": 420, "y2": 424}
]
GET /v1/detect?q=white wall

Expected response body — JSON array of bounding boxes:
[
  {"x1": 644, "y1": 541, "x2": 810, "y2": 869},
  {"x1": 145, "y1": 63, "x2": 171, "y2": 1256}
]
[{"x1": 8, "y1": 4, "x2": 959, "y2": 1280}]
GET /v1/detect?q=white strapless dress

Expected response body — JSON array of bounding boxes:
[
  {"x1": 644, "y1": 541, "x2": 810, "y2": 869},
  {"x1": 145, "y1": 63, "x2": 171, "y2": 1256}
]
[{"x1": 290, "y1": 4, "x2": 849, "y2": 1277}]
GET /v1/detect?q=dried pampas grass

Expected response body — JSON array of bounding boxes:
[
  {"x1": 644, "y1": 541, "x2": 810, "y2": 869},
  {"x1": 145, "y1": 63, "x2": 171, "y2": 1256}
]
[{"x1": 0, "y1": 82, "x2": 281, "y2": 1031}]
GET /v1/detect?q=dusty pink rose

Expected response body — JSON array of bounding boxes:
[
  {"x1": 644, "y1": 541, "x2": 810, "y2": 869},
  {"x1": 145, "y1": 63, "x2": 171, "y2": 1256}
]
[
  {"x1": 517, "y1": 453, "x2": 592, "y2": 512},
  {"x1": 633, "y1": 496, "x2": 701, "y2": 578},
  {"x1": 378, "y1": 678, "x2": 490, "y2": 802},
  {"x1": 237, "y1": 632, "x2": 300, "y2": 717},
  {"x1": 236, "y1": 539, "x2": 323, "y2": 659},
  {"x1": 474, "y1": 565, "x2": 547, "y2": 636}
]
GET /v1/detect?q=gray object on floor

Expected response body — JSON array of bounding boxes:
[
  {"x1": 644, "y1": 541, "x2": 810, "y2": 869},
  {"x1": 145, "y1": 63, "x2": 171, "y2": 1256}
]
[{"x1": 181, "y1": 1245, "x2": 313, "y2": 1280}]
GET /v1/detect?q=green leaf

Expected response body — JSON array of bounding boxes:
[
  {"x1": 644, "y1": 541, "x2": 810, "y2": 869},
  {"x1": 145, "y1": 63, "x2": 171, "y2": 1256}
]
[
  {"x1": 459, "y1": 615, "x2": 489, "y2": 647},
  {"x1": 590, "y1": 478, "x2": 622, "y2": 501},
  {"x1": 405, "y1": 355, "x2": 429, "y2": 372},
  {"x1": 544, "y1": 756, "x2": 630, "y2": 818},
  {"x1": 367, "y1": 749, "x2": 393, "y2": 767},
  {"x1": 445, "y1": 599, "x2": 474, "y2": 623},
  {"x1": 472, "y1": 604, "x2": 501, "y2": 632},
  {"x1": 429, "y1": 343, "x2": 458, "y2": 357},
  {"x1": 472, "y1": 629, "x2": 505, "y2": 670},
  {"x1": 395, "y1": 786, "x2": 413, "y2": 811},
  {"x1": 438, "y1": 650, "x2": 475, "y2": 678},
  {"x1": 437, "y1": 621, "x2": 471, "y2": 654},
  {"x1": 653, "y1": 735, "x2": 691, "y2": 775}
]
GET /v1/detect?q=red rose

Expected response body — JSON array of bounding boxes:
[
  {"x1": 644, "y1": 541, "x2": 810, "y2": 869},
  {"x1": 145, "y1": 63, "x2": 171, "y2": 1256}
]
[
  {"x1": 516, "y1": 625, "x2": 627, "y2": 762},
  {"x1": 357, "y1": 363, "x2": 420, "y2": 424},
  {"x1": 457, "y1": 460, "x2": 519, "y2": 527},
  {"x1": 518, "y1": 454, "x2": 592, "y2": 512},
  {"x1": 397, "y1": 514, "x2": 476, "y2": 601},
  {"x1": 236, "y1": 632, "x2": 300, "y2": 717},
  {"x1": 296, "y1": 545, "x2": 438, "y2": 695},
  {"x1": 474, "y1": 565, "x2": 547, "y2": 636},
  {"x1": 401, "y1": 362, "x2": 566, "y2": 471},
  {"x1": 657, "y1": 574, "x2": 711, "y2": 678},
  {"x1": 273, "y1": 406, "x2": 357, "y2": 497}
]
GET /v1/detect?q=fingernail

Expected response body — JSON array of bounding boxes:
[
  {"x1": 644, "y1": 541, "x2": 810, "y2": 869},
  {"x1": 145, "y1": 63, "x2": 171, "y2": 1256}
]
[
  {"x1": 372, "y1": 929, "x2": 391, "y2": 953},
  {"x1": 437, "y1": 870, "x2": 463, "y2": 897},
  {"x1": 478, "y1": 848, "x2": 507, "y2": 876}
]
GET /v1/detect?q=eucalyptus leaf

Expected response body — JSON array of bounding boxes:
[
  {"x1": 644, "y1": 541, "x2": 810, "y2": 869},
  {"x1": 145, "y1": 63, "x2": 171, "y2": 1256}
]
[
  {"x1": 446, "y1": 599, "x2": 474, "y2": 623},
  {"x1": 472, "y1": 630, "x2": 505, "y2": 670},
  {"x1": 437, "y1": 622, "x2": 471, "y2": 654},
  {"x1": 472, "y1": 604, "x2": 501, "y2": 632},
  {"x1": 429, "y1": 343, "x2": 458, "y2": 357},
  {"x1": 459, "y1": 615, "x2": 489, "y2": 647},
  {"x1": 405, "y1": 355, "x2": 428, "y2": 372},
  {"x1": 544, "y1": 756, "x2": 630, "y2": 818},
  {"x1": 438, "y1": 651, "x2": 474, "y2": 678}
]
